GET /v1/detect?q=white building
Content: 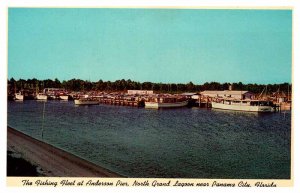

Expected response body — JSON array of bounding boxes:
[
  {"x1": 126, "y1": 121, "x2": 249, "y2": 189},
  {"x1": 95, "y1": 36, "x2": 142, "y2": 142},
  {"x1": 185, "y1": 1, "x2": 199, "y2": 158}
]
[
  {"x1": 127, "y1": 90, "x2": 154, "y2": 95},
  {"x1": 43, "y1": 88, "x2": 66, "y2": 94},
  {"x1": 200, "y1": 90, "x2": 254, "y2": 100}
]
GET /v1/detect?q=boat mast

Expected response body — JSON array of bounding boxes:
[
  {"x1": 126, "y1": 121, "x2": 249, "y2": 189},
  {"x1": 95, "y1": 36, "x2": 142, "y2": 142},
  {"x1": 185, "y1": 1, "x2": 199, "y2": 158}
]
[
  {"x1": 41, "y1": 101, "x2": 46, "y2": 139},
  {"x1": 258, "y1": 86, "x2": 266, "y2": 99},
  {"x1": 36, "y1": 82, "x2": 39, "y2": 95}
]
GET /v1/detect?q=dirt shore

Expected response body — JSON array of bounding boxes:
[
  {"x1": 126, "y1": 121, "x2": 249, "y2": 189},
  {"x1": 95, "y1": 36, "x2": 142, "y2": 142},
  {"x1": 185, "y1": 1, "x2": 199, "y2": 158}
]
[{"x1": 7, "y1": 126, "x2": 121, "y2": 177}]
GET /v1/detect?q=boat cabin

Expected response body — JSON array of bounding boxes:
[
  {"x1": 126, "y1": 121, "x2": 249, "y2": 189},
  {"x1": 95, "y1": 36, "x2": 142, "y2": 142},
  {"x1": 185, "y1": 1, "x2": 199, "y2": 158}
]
[
  {"x1": 201, "y1": 90, "x2": 254, "y2": 100},
  {"x1": 221, "y1": 99, "x2": 273, "y2": 106},
  {"x1": 147, "y1": 96, "x2": 187, "y2": 103}
]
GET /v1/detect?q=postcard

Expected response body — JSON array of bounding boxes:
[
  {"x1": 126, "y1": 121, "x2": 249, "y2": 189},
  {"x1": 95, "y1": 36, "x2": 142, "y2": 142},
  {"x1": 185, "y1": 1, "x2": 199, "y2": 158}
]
[{"x1": 3, "y1": 5, "x2": 295, "y2": 191}]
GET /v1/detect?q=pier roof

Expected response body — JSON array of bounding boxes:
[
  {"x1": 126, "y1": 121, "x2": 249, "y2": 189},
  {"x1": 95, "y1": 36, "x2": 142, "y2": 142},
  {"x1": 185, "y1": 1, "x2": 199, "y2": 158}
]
[{"x1": 201, "y1": 90, "x2": 251, "y2": 95}]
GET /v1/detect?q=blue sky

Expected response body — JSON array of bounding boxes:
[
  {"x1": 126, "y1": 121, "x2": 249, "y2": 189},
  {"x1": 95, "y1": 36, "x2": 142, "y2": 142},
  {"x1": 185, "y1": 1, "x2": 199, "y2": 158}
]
[{"x1": 8, "y1": 8, "x2": 292, "y2": 84}]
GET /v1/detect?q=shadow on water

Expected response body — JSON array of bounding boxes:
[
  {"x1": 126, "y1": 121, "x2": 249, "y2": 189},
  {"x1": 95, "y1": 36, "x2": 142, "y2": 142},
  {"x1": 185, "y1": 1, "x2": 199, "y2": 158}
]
[{"x1": 211, "y1": 108, "x2": 268, "y2": 116}]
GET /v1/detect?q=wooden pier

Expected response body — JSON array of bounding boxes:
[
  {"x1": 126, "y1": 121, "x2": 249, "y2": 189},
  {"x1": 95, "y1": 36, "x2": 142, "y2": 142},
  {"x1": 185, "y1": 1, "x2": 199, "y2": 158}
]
[
  {"x1": 193, "y1": 96, "x2": 213, "y2": 108},
  {"x1": 274, "y1": 102, "x2": 292, "y2": 112}
]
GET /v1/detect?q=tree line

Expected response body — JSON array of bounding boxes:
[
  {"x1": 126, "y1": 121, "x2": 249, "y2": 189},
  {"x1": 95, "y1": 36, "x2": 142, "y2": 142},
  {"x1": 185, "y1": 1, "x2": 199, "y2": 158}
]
[{"x1": 7, "y1": 78, "x2": 292, "y2": 94}]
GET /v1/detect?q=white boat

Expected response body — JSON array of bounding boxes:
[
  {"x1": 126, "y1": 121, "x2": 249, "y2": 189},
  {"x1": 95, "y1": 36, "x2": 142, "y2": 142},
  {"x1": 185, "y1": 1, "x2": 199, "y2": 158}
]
[
  {"x1": 59, "y1": 95, "x2": 69, "y2": 100},
  {"x1": 15, "y1": 92, "x2": 24, "y2": 101},
  {"x1": 211, "y1": 99, "x2": 274, "y2": 112},
  {"x1": 145, "y1": 97, "x2": 188, "y2": 109},
  {"x1": 74, "y1": 98, "x2": 99, "y2": 105},
  {"x1": 36, "y1": 93, "x2": 48, "y2": 100}
]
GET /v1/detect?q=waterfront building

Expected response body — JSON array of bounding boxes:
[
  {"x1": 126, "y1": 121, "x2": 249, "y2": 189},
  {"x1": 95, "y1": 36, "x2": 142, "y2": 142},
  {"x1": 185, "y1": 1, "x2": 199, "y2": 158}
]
[
  {"x1": 43, "y1": 88, "x2": 66, "y2": 94},
  {"x1": 200, "y1": 90, "x2": 254, "y2": 100},
  {"x1": 127, "y1": 90, "x2": 154, "y2": 95}
]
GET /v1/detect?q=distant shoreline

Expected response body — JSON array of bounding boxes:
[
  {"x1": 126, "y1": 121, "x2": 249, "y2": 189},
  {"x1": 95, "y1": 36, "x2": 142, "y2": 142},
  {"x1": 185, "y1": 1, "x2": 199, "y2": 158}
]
[
  {"x1": 7, "y1": 126, "x2": 121, "y2": 177},
  {"x1": 7, "y1": 78, "x2": 292, "y2": 94}
]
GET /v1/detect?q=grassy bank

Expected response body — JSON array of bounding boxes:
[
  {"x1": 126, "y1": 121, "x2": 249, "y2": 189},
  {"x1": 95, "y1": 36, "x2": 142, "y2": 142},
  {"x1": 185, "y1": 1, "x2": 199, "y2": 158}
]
[{"x1": 7, "y1": 150, "x2": 42, "y2": 176}]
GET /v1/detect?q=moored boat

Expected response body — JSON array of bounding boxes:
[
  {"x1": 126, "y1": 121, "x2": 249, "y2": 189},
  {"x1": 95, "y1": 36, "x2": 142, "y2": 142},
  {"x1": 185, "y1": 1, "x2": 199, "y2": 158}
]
[
  {"x1": 211, "y1": 99, "x2": 274, "y2": 112},
  {"x1": 15, "y1": 92, "x2": 24, "y2": 101},
  {"x1": 74, "y1": 98, "x2": 99, "y2": 105},
  {"x1": 36, "y1": 93, "x2": 48, "y2": 100},
  {"x1": 59, "y1": 95, "x2": 69, "y2": 100},
  {"x1": 145, "y1": 97, "x2": 188, "y2": 109}
]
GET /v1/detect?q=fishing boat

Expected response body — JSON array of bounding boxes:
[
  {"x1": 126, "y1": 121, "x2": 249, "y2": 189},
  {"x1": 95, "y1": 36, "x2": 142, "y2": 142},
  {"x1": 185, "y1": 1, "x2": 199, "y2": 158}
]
[
  {"x1": 145, "y1": 97, "x2": 188, "y2": 109},
  {"x1": 15, "y1": 92, "x2": 24, "y2": 101},
  {"x1": 36, "y1": 93, "x2": 48, "y2": 100},
  {"x1": 59, "y1": 95, "x2": 69, "y2": 100},
  {"x1": 35, "y1": 85, "x2": 47, "y2": 100},
  {"x1": 211, "y1": 99, "x2": 274, "y2": 112},
  {"x1": 74, "y1": 98, "x2": 99, "y2": 105}
]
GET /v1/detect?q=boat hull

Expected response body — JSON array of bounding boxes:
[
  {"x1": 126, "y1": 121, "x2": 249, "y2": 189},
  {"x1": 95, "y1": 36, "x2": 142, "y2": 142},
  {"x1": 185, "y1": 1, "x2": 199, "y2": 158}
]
[
  {"x1": 15, "y1": 94, "x2": 24, "y2": 101},
  {"x1": 145, "y1": 101, "x2": 188, "y2": 109},
  {"x1": 59, "y1": 95, "x2": 69, "y2": 100},
  {"x1": 36, "y1": 94, "x2": 48, "y2": 100},
  {"x1": 211, "y1": 102, "x2": 273, "y2": 112},
  {"x1": 74, "y1": 99, "x2": 99, "y2": 105}
]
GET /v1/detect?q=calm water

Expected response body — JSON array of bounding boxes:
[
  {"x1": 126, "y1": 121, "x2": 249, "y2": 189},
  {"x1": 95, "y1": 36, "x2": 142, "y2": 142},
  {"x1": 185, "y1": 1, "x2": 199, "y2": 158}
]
[{"x1": 7, "y1": 100, "x2": 291, "y2": 179}]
